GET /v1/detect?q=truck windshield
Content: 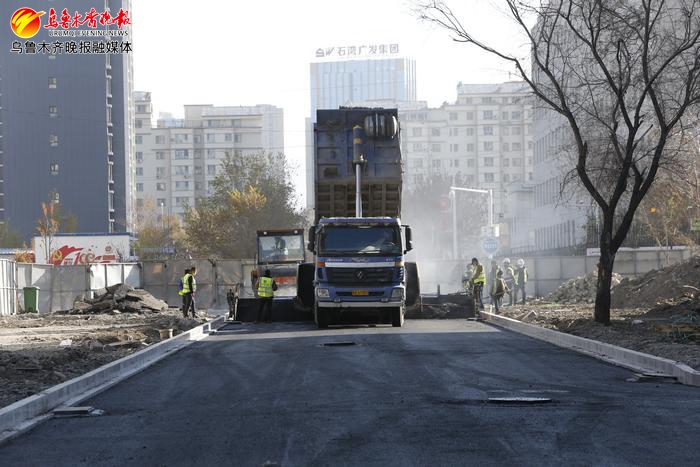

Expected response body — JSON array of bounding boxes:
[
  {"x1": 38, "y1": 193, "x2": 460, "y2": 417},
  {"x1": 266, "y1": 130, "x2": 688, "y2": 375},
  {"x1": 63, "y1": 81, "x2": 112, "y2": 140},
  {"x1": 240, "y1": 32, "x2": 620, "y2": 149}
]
[
  {"x1": 318, "y1": 226, "x2": 402, "y2": 256},
  {"x1": 258, "y1": 234, "x2": 305, "y2": 263}
]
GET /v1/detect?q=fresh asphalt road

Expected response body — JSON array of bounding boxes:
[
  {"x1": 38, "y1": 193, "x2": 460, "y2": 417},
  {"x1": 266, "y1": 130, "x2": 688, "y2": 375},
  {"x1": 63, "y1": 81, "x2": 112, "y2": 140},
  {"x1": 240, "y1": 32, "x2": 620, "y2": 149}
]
[{"x1": 1, "y1": 320, "x2": 699, "y2": 466}]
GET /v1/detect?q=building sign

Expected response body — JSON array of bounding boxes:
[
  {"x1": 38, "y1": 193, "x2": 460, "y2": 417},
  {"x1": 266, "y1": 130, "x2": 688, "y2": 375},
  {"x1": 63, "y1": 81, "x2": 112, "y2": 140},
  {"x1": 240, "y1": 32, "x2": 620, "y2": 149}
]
[
  {"x1": 315, "y1": 43, "x2": 400, "y2": 59},
  {"x1": 33, "y1": 235, "x2": 131, "y2": 266},
  {"x1": 9, "y1": 6, "x2": 131, "y2": 55}
]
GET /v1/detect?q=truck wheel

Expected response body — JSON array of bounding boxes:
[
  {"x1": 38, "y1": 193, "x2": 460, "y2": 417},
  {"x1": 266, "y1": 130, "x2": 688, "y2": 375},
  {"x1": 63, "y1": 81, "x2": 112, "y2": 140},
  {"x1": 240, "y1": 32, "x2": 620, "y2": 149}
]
[
  {"x1": 297, "y1": 263, "x2": 315, "y2": 309},
  {"x1": 391, "y1": 307, "x2": 404, "y2": 327},
  {"x1": 315, "y1": 302, "x2": 329, "y2": 329},
  {"x1": 405, "y1": 262, "x2": 420, "y2": 307}
]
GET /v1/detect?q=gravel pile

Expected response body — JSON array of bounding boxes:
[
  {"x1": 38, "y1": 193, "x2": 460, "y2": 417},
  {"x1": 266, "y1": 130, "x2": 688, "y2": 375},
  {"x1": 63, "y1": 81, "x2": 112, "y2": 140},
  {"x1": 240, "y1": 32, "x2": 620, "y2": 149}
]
[
  {"x1": 546, "y1": 271, "x2": 622, "y2": 304},
  {"x1": 67, "y1": 283, "x2": 168, "y2": 314}
]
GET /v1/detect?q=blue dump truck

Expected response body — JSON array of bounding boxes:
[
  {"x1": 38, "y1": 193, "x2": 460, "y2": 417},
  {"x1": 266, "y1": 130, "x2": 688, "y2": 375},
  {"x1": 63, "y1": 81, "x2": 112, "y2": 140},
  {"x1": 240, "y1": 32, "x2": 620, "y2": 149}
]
[{"x1": 296, "y1": 108, "x2": 420, "y2": 328}]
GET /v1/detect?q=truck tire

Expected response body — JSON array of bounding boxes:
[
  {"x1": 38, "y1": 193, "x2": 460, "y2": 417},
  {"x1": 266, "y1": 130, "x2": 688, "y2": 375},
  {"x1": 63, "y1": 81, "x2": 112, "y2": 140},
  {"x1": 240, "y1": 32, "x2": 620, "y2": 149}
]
[
  {"x1": 297, "y1": 262, "x2": 315, "y2": 309},
  {"x1": 314, "y1": 302, "x2": 329, "y2": 329},
  {"x1": 405, "y1": 262, "x2": 420, "y2": 307},
  {"x1": 391, "y1": 306, "x2": 404, "y2": 327}
]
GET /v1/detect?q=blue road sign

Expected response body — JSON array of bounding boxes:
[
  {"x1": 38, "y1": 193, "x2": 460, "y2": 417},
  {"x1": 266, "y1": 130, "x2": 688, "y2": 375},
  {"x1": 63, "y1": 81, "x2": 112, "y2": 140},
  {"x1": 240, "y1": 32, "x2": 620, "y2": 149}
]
[{"x1": 482, "y1": 237, "x2": 499, "y2": 255}]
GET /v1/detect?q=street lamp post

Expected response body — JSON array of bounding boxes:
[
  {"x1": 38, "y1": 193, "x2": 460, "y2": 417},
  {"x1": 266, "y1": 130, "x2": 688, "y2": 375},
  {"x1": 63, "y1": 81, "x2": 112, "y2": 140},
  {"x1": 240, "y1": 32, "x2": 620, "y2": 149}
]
[{"x1": 449, "y1": 186, "x2": 494, "y2": 259}]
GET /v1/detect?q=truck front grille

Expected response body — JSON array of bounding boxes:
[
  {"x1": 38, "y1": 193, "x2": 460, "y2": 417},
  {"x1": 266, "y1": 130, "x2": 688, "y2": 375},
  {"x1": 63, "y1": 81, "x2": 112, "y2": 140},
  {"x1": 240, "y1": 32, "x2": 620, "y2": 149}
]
[{"x1": 325, "y1": 267, "x2": 394, "y2": 284}]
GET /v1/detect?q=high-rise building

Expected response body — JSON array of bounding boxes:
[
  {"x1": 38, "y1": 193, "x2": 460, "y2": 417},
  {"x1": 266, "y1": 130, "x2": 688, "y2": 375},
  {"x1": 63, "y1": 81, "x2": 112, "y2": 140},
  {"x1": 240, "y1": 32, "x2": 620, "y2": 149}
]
[
  {"x1": 0, "y1": 0, "x2": 134, "y2": 240},
  {"x1": 133, "y1": 92, "x2": 283, "y2": 218},
  {"x1": 306, "y1": 56, "x2": 417, "y2": 209}
]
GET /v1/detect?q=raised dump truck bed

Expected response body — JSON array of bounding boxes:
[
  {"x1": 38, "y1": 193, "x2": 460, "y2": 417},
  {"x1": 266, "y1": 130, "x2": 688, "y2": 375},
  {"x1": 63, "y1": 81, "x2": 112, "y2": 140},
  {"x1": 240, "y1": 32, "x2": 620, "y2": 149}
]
[{"x1": 314, "y1": 108, "x2": 402, "y2": 222}]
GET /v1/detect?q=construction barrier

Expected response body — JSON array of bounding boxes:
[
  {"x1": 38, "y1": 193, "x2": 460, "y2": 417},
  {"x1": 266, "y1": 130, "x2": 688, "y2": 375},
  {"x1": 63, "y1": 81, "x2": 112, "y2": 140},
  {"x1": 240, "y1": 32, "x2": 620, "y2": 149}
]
[{"x1": 0, "y1": 259, "x2": 17, "y2": 316}]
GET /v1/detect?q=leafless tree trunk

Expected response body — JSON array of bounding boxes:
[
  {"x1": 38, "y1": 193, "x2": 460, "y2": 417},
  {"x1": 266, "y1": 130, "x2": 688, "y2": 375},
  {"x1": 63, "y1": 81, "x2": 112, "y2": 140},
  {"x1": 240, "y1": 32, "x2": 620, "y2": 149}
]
[{"x1": 419, "y1": 0, "x2": 700, "y2": 324}]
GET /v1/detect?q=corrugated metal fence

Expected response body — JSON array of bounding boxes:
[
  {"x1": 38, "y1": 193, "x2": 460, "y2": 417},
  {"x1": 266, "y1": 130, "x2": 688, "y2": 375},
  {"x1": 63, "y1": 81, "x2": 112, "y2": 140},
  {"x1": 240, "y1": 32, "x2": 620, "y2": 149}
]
[{"x1": 0, "y1": 259, "x2": 17, "y2": 315}]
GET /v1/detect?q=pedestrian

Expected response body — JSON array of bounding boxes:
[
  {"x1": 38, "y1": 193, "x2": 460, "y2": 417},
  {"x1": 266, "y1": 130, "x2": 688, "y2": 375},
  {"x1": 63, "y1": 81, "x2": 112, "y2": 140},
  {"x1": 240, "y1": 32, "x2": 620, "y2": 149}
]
[
  {"x1": 487, "y1": 259, "x2": 501, "y2": 307},
  {"x1": 181, "y1": 266, "x2": 197, "y2": 318},
  {"x1": 179, "y1": 267, "x2": 190, "y2": 314},
  {"x1": 256, "y1": 268, "x2": 278, "y2": 323},
  {"x1": 502, "y1": 258, "x2": 515, "y2": 306},
  {"x1": 514, "y1": 258, "x2": 528, "y2": 304},
  {"x1": 470, "y1": 257, "x2": 486, "y2": 311},
  {"x1": 491, "y1": 269, "x2": 509, "y2": 313}
]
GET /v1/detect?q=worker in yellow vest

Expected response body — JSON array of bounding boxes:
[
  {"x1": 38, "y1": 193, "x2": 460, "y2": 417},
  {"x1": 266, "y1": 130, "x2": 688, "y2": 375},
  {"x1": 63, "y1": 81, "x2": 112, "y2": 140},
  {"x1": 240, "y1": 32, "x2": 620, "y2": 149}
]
[
  {"x1": 470, "y1": 257, "x2": 486, "y2": 311},
  {"x1": 256, "y1": 269, "x2": 277, "y2": 323},
  {"x1": 178, "y1": 267, "x2": 190, "y2": 315},
  {"x1": 181, "y1": 266, "x2": 197, "y2": 318}
]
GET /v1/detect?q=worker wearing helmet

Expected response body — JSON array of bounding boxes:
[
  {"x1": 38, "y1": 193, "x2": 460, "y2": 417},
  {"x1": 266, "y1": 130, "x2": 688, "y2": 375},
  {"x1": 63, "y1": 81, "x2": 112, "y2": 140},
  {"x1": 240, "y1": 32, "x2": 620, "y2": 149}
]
[
  {"x1": 514, "y1": 259, "x2": 528, "y2": 304},
  {"x1": 470, "y1": 257, "x2": 486, "y2": 311},
  {"x1": 256, "y1": 269, "x2": 278, "y2": 323},
  {"x1": 502, "y1": 258, "x2": 515, "y2": 306}
]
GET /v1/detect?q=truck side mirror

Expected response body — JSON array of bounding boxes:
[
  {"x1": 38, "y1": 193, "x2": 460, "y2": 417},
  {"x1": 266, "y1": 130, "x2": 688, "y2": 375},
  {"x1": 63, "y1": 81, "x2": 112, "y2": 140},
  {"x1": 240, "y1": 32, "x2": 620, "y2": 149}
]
[
  {"x1": 307, "y1": 225, "x2": 316, "y2": 253},
  {"x1": 404, "y1": 225, "x2": 413, "y2": 253}
]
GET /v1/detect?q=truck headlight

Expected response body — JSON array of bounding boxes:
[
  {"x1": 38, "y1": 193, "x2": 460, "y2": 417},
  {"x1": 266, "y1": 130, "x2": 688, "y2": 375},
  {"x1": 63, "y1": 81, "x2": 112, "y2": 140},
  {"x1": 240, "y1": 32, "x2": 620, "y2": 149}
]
[
  {"x1": 316, "y1": 288, "x2": 330, "y2": 298},
  {"x1": 391, "y1": 288, "x2": 404, "y2": 299}
]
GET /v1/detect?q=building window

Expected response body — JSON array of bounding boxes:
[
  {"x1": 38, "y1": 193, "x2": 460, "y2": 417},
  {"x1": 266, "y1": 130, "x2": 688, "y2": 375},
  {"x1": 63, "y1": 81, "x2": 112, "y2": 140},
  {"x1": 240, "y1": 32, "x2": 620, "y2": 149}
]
[
  {"x1": 466, "y1": 127, "x2": 475, "y2": 136},
  {"x1": 450, "y1": 144, "x2": 459, "y2": 152},
  {"x1": 135, "y1": 119, "x2": 143, "y2": 129},
  {"x1": 175, "y1": 133, "x2": 188, "y2": 143},
  {"x1": 449, "y1": 128, "x2": 459, "y2": 137},
  {"x1": 482, "y1": 97, "x2": 494, "y2": 104},
  {"x1": 194, "y1": 150, "x2": 203, "y2": 159},
  {"x1": 412, "y1": 143, "x2": 424, "y2": 151},
  {"x1": 453, "y1": 159, "x2": 459, "y2": 168},
  {"x1": 174, "y1": 149, "x2": 189, "y2": 159},
  {"x1": 207, "y1": 164, "x2": 217, "y2": 175},
  {"x1": 449, "y1": 112, "x2": 458, "y2": 121},
  {"x1": 483, "y1": 141, "x2": 494, "y2": 151},
  {"x1": 511, "y1": 111, "x2": 522, "y2": 119},
  {"x1": 483, "y1": 110, "x2": 495, "y2": 120},
  {"x1": 483, "y1": 126, "x2": 493, "y2": 136},
  {"x1": 512, "y1": 126, "x2": 522, "y2": 135},
  {"x1": 194, "y1": 166, "x2": 203, "y2": 175},
  {"x1": 467, "y1": 143, "x2": 475, "y2": 152},
  {"x1": 234, "y1": 133, "x2": 242, "y2": 143},
  {"x1": 135, "y1": 135, "x2": 143, "y2": 145},
  {"x1": 135, "y1": 151, "x2": 143, "y2": 163},
  {"x1": 528, "y1": 141, "x2": 534, "y2": 150},
  {"x1": 503, "y1": 158, "x2": 510, "y2": 167},
  {"x1": 49, "y1": 135, "x2": 59, "y2": 147},
  {"x1": 51, "y1": 192, "x2": 60, "y2": 203},
  {"x1": 484, "y1": 157, "x2": 494, "y2": 167},
  {"x1": 156, "y1": 183, "x2": 166, "y2": 191},
  {"x1": 225, "y1": 133, "x2": 232, "y2": 142},
  {"x1": 512, "y1": 158, "x2": 522, "y2": 166},
  {"x1": 175, "y1": 181, "x2": 189, "y2": 191},
  {"x1": 503, "y1": 174, "x2": 510, "y2": 182},
  {"x1": 503, "y1": 127, "x2": 510, "y2": 136},
  {"x1": 528, "y1": 172, "x2": 533, "y2": 181},
  {"x1": 175, "y1": 196, "x2": 189, "y2": 206},
  {"x1": 527, "y1": 156, "x2": 533, "y2": 165},
  {"x1": 431, "y1": 159, "x2": 442, "y2": 168},
  {"x1": 156, "y1": 167, "x2": 166, "y2": 178},
  {"x1": 502, "y1": 111, "x2": 509, "y2": 120},
  {"x1": 136, "y1": 104, "x2": 148, "y2": 113},
  {"x1": 484, "y1": 173, "x2": 495, "y2": 182},
  {"x1": 207, "y1": 149, "x2": 216, "y2": 159},
  {"x1": 195, "y1": 182, "x2": 203, "y2": 190},
  {"x1": 206, "y1": 133, "x2": 216, "y2": 143},
  {"x1": 431, "y1": 143, "x2": 441, "y2": 153},
  {"x1": 155, "y1": 135, "x2": 166, "y2": 144},
  {"x1": 136, "y1": 198, "x2": 144, "y2": 208},
  {"x1": 503, "y1": 142, "x2": 510, "y2": 152},
  {"x1": 48, "y1": 77, "x2": 57, "y2": 88},
  {"x1": 156, "y1": 151, "x2": 165, "y2": 160},
  {"x1": 431, "y1": 128, "x2": 441, "y2": 137},
  {"x1": 466, "y1": 112, "x2": 474, "y2": 120},
  {"x1": 136, "y1": 183, "x2": 143, "y2": 192},
  {"x1": 135, "y1": 167, "x2": 143, "y2": 176},
  {"x1": 50, "y1": 163, "x2": 59, "y2": 175},
  {"x1": 413, "y1": 159, "x2": 423, "y2": 168},
  {"x1": 412, "y1": 127, "x2": 422, "y2": 137},
  {"x1": 49, "y1": 105, "x2": 58, "y2": 117},
  {"x1": 157, "y1": 198, "x2": 166, "y2": 207},
  {"x1": 174, "y1": 166, "x2": 190, "y2": 176},
  {"x1": 467, "y1": 158, "x2": 475, "y2": 167},
  {"x1": 513, "y1": 142, "x2": 522, "y2": 151}
]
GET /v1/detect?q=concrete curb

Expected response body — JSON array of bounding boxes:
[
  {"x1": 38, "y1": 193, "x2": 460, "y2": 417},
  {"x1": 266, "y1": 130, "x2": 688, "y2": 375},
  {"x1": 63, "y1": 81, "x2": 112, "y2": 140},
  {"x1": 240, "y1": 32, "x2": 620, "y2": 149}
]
[
  {"x1": 0, "y1": 316, "x2": 225, "y2": 442},
  {"x1": 481, "y1": 312, "x2": 700, "y2": 387}
]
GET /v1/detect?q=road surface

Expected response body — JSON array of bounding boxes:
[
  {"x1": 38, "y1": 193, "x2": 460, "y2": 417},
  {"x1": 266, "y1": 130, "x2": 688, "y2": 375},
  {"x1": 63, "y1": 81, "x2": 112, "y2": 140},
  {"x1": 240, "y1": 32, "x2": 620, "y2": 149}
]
[{"x1": 1, "y1": 320, "x2": 698, "y2": 466}]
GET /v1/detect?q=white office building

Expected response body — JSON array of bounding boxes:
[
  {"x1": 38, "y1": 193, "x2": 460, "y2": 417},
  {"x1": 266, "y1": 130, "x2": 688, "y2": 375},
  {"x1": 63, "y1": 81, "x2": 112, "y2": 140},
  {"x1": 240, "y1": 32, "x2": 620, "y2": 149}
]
[{"x1": 133, "y1": 92, "x2": 284, "y2": 219}]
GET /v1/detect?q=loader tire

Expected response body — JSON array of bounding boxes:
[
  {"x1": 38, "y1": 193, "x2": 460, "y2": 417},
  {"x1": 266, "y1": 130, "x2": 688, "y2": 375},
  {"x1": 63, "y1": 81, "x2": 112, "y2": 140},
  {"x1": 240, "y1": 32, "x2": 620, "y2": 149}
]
[{"x1": 405, "y1": 262, "x2": 420, "y2": 307}]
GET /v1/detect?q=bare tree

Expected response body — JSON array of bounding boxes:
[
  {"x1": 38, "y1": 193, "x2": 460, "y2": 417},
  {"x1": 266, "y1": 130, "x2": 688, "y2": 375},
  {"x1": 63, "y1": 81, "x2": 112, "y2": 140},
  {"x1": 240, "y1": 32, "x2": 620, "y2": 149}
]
[
  {"x1": 36, "y1": 195, "x2": 60, "y2": 264},
  {"x1": 419, "y1": 0, "x2": 700, "y2": 324}
]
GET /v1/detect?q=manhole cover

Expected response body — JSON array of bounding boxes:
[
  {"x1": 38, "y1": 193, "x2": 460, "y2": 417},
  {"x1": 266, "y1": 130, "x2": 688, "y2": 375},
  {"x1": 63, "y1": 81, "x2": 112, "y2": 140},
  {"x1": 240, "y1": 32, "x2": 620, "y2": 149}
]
[
  {"x1": 487, "y1": 397, "x2": 552, "y2": 404},
  {"x1": 320, "y1": 342, "x2": 357, "y2": 347}
]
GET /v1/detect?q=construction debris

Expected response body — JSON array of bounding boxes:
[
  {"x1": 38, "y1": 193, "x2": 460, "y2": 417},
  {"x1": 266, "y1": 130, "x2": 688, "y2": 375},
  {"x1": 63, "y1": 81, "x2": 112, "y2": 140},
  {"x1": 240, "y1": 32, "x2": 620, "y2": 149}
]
[
  {"x1": 612, "y1": 256, "x2": 700, "y2": 309},
  {"x1": 66, "y1": 283, "x2": 168, "y2": 314},
  {"x1": 546, "y1": 271, "x2": 622, "y2": 304}
]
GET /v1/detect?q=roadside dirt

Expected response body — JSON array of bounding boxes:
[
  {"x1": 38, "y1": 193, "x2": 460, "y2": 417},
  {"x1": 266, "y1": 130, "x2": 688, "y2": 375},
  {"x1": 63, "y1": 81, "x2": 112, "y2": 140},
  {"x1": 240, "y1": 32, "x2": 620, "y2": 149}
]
[
  {"x1": 0, "y1": 309, "x2": 213, "y2": 408},
  {"x1": 497, "y1": 302, "x2": 700, "y2": 370}
]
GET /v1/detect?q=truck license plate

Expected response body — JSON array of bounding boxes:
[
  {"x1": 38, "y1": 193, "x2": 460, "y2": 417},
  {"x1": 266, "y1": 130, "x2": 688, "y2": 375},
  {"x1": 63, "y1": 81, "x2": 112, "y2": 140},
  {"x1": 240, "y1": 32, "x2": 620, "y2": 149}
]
[{"x1": 352, "y1": 290, "x2": 369, "y2": 296}]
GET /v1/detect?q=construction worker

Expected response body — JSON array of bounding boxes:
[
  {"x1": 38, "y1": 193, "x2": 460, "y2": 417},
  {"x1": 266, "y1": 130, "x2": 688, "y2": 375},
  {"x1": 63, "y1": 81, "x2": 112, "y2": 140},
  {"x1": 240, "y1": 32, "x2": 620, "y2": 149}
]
[
  {"x1": 491, "y1": 269, "x2": 509, "y2": 314},
  {"x1": 470, "y1": 257, "x2": 486, "y2": 311},
  {"x1": 179, "y1": 267, "x2": 190, "y2": 314},
  {"x1": 502, "y1": 258, "x2": 515, "y2": 306},
  {"x1": 487, "y1": 259, "x2": 501, "y2": 307},
  {"x1": 256, "y1": 269, "x2": 278, "y2": 323},
  {"x1": 181, "y1": 266, "x2": 197, "y2": 318},
  {"x1": 514, "y1": 259, "x2": 528, "y2": 304}
]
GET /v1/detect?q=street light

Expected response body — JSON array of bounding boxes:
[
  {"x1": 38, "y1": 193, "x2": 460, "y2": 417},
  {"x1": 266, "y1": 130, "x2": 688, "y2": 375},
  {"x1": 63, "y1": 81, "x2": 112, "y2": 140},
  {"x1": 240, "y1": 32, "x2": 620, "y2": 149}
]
[{"x1": 449, "y1": 186, "x2": 494, "y2": 259}]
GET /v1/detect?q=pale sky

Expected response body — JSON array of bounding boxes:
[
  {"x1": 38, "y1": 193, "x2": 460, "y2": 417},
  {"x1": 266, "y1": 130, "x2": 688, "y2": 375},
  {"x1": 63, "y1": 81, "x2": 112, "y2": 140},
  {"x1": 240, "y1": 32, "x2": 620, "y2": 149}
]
[{"x1": 132, "y1": 0, "x2": 530, "y2": 205}]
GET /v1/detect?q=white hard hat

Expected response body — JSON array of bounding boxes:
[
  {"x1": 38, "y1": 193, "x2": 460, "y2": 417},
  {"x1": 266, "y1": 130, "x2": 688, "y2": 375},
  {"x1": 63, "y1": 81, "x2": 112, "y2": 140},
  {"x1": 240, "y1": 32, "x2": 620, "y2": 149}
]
[
  {"x1": 502, "y1": 258, "x2": 511, "y2": 264},
  {"x1": 517, "y1": 258, "x2": 525, "y2": 267}
]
